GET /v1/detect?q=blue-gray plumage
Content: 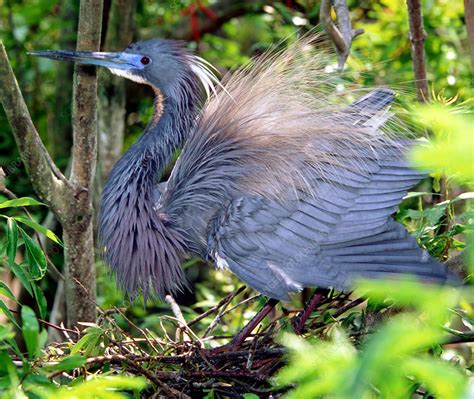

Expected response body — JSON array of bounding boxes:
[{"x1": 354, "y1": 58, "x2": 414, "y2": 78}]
[{"x1": 30, "y1": 38, "x2": 454, "y2": 301}]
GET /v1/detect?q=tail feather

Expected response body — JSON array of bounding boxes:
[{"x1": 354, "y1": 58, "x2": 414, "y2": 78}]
[{"x1": 320, "y1": 221, "x2": 453, "y2": 287}]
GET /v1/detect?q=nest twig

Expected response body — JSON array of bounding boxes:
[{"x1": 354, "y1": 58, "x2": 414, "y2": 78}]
[{"x1": 13, "y1": 287, "x2": 370, "y2": 397}]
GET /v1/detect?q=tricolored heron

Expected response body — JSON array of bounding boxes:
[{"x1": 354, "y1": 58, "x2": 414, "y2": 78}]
[{"x1": 31, "y1": 39, "x2": 454, "y2": 329}]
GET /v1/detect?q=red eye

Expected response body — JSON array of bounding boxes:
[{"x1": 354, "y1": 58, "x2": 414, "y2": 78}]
[{"x1": 140, "y1": 56, "x2": 150, "y2": 65}]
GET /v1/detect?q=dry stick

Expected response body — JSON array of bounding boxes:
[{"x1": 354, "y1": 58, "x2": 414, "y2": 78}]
[
  {"x1": 221, "y1": 293, "x2": 260, "y2": 319},
  {"x1": 202, "y1": 289, "x2": 245, "y2": 338},
  {"x1": 406, "y1": 0, "x2": 455, "y2": 237},
  {"x1": 226, "y1": 298, "x2": 279, "y2": 350},
  {"x1": 170, "y1": 0, "x2": 278, "y2": 41},
  {"x1": 13, "y1": 348, "x2": 287, "y2": 368},
  {"x1": 406, "y1": 0, "x2": 430, "y2": 103},
  {"x1": 112, "y1": 308, "x2": 158, "y2": 356},
  {"x1": 310, "y1": 296, "x2": 366, "y2": 329},
  {"x1": 8, "y1": 307, "x2": 77, "y2": 336},
  {"x1": 320, "y1": 0, "x2": 364, "y2": 70},
  {"x1": 292, "y1": 288, "x2": 329, "y2": 334},
  {"x1": 442, "y1": 331, "x2": 474, "y2": 345},
  {"x1": 188, "y1": 285, "x2": 246, "y2": 327},
  {"x1": 165, "y1": 294, "x2": 193, "y2": 342}
]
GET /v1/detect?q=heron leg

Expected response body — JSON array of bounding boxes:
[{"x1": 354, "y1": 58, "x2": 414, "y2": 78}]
[
  {"x1": 207, "y1": 298, "x2": 278, "y2": 354},
  {"x1": 229, "y1": 298, "x2": 279, "y2": 349},
  {"x1": 292, "y1": 288, "x2": 330, "y2": 334}
]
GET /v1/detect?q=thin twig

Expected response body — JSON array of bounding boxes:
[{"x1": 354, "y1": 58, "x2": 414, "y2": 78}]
[
  {"x1": 406, "y1": 0, "x2": 430, "y2": 102},
  {"x1": 202, "y1": 289, "x2": 242, "y2": 338},
  {"x1": 320, "y1": 0, "x2": 364, "y2": 70},
  {"x1": 188, "y1": 285, "x2": 246, "y2": 327}
]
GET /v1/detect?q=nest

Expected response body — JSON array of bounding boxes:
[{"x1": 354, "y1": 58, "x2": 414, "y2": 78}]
[{"x1": 37, "y1": 287, "x2": 368, "y2": 398}]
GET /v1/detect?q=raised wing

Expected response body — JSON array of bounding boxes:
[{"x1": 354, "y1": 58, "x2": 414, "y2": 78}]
[
  {"x1": 206, "y1": 145, "x2": 450, "y2": 300},
  {"x1": 157, "y1": 68, "x2": 452, "y2": 298}
]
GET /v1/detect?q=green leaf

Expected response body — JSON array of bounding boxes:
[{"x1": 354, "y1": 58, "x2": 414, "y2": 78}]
[
  {"x1": 9, "y1": 262, "x2": 33, "y2": 296},
  {"x1": 0, "y1": 197, "x2": 44, "y2": 209},
  {"x1": 0, "y1": 351, "x2": 16, "y2": 376},
  {"x1": 14, "y1": 216, "x2": 62, "y2": 245},
  {"x1": 72, "y1": 326, "x2": 104, "y2": 356},
  {"x1": 6, "y1": 218, "x2": 18, "y2": 267},
  {"x1": 411, "y1": 106, "x2": 474, "y2": 183},
  {"x1": 21, "y1": 306, "x2": 40, "y2": 358},
  {"x1": 19, "y1": 227, "x2": 47, "y2": 280},
  {"x1": 32, "y1": 283, "x2": 47, "y2": 320},
  {"x1": 22, "y1": 373, "x2": 56, "y2": 392},
  {"x1": 47, "y1": 355, "x2": 87, "y2": 372},
  {"x1": 0, "y1": 323, "x2": 23, "y2": 358},
  {"x1": 29, "y1": 375, "x2": 147, "y2": 398},
  {"x1": 0, "y1": 324, "x2": 15, "y2": 342},
  {"x1": 0, "y1": 300, "x2": 19, "y2": 329},
  {"x1": 402, "y1": 356, "x2": 467, "y2": 398},
  {"x1": 0, "y1": 282, "x2": 18, "y2": 304}
]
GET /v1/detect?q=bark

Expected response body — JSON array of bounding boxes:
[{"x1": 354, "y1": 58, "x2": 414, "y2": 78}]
[
  {"x1": 0, "y1": 0, "x2": 104, "y2": 327},
  {"x1": 465, "y1": 0, "x2": 474, "y2": 72},
  {"x1": 406, "y1": 0, "x2": 430, "y2": 102},
  {"x1": 63, "y1": 0, "x2": 104, "y2": 326}
]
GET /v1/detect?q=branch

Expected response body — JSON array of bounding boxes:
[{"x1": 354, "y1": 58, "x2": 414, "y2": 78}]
[
  {"x1": 406, "y1": 0, "x2": 430, "y2": 102},
  {"x1": 70, "y1": 0, "x2": 103, "y2": 192},
  {"x1": 320, "y1": 0, "x2": 364, "y2": 70},
  {"x1": 0, "y1": 42, "x2": 69, "y2": 211},
  {"x1": 465, "y1": 0, "x2": 474, "y2": 72},
  {"x1": 169, "y1": 0, "x2": 275, "y2": 41}
]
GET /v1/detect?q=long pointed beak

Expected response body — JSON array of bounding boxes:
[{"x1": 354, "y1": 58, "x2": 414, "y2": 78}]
[{"x1": 28, "y1": 50, "x2": 144, "y2": 71}]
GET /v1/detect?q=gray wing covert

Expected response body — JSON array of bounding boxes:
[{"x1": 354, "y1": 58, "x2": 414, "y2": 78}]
[{"x1": 206, "y1": 149, "x2": 450, "y2": 300}]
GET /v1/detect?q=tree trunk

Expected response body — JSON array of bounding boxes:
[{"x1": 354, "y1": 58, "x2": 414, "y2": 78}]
[
  {"x1": 62, "y1": 210, "x2": 96, "y2": 324},
  {"x1": 62, "y1": 0, "x2": 104, "y2": 327}
]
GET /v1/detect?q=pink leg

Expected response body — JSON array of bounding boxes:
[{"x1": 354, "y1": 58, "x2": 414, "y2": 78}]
[
  {"x1": 292, "y1": 288, "x2": 329, "y2": 334},
  {"x1": 228, "y1": 298, "x2": 279, "y2": 349}
]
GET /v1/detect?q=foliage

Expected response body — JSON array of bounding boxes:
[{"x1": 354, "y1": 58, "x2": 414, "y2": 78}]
[
  {"x1": 277, "y1": 281, "x2": 473, "y2": 398},
  {"x1": 0, "y1": 197, "x2": 146, "y2": 397},
  {"x1": 411, "y1": 105, "x2": 474, "y2": 185}
]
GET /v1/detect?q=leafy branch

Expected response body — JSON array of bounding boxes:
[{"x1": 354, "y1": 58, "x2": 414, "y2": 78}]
[{"x1": 0, "y1": 0, "x2": 104, "y2": 327}]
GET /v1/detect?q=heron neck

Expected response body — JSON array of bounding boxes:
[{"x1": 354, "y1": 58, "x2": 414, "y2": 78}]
[
  {"x1": 136, "y1": 89, "x2": 194, "y2": 169},
  {"x1": 99, "y1": 90, "x2": 197, "y2": 297}
]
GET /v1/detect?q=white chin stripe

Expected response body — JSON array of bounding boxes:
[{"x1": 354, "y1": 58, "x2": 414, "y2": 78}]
[{"x1": 108, "y1": 68, "x2": 147, "y2": 84}]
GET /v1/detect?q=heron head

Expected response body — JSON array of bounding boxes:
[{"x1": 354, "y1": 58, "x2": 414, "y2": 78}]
[{"x1": 29, "y1": 39, "x2": 218, "y2": 99}]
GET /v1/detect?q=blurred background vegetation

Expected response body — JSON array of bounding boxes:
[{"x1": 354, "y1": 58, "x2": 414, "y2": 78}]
[{"x1": 0, "y1": 0, "x2": 473, "y2": 397}]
